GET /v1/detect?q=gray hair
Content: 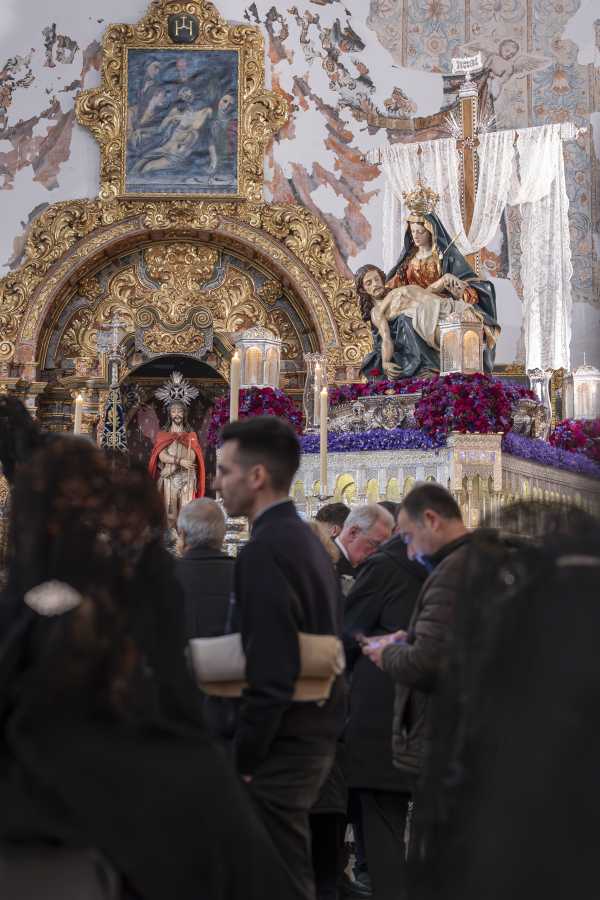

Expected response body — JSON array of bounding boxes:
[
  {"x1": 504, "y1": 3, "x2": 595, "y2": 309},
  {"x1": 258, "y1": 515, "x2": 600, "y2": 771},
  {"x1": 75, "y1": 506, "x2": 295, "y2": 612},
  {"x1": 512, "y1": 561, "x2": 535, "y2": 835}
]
[
  {"x1": 177, "y1": 498, "x2": 226, "y2": 551},
  {"x1": 343, "y1": 503, "x2": 394, "y2": 535}
]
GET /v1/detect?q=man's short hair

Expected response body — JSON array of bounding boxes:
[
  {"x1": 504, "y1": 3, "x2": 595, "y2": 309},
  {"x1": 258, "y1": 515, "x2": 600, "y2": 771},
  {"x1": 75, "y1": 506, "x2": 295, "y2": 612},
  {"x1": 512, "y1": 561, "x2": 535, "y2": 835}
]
[
  {"x1": 402, "y1": 483, "x2": 463, "y2": 522},
  {"x1": 343, "y1": 503, "x2": 394, "y2": 534},
  {"x1": 315, "y1": 502, "x2": 350, "y2": 529},
  {"x1": 378, "y1": 500, "x2": 400, "y2": 519},
  {"x1": 220, "y1": 416, "x2": 301, "y2": 493},
  {"x1": 177, "y1": 498, "x2": 226, "y2": 550}
]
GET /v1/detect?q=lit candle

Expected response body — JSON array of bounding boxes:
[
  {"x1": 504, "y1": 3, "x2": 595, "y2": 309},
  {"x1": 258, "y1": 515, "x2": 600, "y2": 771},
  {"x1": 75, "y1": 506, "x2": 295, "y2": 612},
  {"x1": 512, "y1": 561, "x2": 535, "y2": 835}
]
[
  {"x1": 313, "y1": 362, "x2": 322, "y2": 426},
  {"x1": 73, "y1": 393, "x2": 83, "y2": 434},
  {"x1": 230, "y1": 351, "x2": 241, "y2": 422},
  {"x1": 319, "y1": 386, "x2": 328, "y2": 497}
]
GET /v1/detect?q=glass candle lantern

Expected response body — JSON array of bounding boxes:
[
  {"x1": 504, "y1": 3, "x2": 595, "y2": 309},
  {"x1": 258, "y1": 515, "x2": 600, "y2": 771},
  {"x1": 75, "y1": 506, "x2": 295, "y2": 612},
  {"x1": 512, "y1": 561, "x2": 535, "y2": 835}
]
[
  {"x1": 439, "y1": 314, "x2": 484, "y2": 375},
  {"x1": 235, "y1": 326, "x2": 282, "y2": 389},
  {"x1": 564, "y1": 361, "x2": 600, "y2": 420}
]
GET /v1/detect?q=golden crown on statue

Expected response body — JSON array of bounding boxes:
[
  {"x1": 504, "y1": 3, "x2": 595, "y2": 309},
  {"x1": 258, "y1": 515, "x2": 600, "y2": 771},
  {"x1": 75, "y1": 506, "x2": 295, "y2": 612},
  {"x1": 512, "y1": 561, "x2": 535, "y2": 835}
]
[{"x1": 402, "y1": 178, "x2": 440, "y2": 217}]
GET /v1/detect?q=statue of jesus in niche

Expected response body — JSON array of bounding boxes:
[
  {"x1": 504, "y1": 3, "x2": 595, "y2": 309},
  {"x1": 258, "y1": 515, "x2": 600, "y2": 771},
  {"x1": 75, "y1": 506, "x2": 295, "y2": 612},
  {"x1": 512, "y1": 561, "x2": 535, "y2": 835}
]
[{"x1": 148, "y1": 376, "x2": 206, "y2": 522}]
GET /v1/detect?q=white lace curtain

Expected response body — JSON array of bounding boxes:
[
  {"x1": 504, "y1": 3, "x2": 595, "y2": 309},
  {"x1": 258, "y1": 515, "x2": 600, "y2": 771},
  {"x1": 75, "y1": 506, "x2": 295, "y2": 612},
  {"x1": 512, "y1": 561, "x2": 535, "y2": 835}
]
[{"x1": 381, "y1": 123, "x2": 574, "y2": 370}]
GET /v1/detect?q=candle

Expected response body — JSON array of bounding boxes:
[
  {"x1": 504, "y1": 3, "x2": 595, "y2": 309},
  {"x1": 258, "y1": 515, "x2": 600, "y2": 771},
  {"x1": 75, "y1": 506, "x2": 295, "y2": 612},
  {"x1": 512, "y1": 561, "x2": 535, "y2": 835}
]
[
  {"x1": 73, "y1": 393, "x2": 83, "y2": 434},
  {"x1": 230, "y1": 351, "x2": 241, "y2": 422},
  {"x1": 313, "y1": 362, "x2": 322, "y2": 426},
  {"x1": 319, "y1": 386, "x2": 328, "y2": 496}
]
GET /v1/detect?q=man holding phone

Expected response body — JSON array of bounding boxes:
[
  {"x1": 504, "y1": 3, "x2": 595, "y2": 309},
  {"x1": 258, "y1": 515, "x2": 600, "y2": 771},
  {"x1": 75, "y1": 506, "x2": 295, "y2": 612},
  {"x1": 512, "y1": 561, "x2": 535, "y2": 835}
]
[{"x1": 362, "y1": 484, "x2": 470, "y2": 854}]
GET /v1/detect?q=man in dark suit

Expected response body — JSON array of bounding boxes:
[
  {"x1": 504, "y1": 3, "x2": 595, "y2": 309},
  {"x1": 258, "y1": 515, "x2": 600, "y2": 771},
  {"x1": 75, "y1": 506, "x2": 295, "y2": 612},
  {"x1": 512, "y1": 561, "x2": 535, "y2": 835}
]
[
  {"x1": 215, "y1": 416, "x2": 345, "y2": 900},
  {"x1": 343, "y1": 512, "x2": 427, "y2": 900},
  {"x1": 175, "y1": 497, "x2": 234, "y2": 640}
]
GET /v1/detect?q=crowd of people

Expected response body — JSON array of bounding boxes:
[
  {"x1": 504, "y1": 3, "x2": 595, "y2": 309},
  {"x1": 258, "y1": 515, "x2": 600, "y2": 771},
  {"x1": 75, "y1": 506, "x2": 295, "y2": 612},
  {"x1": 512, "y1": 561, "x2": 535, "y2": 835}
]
[{"x1": 0, "y1": 394, "x2": 599, "y2": 900}]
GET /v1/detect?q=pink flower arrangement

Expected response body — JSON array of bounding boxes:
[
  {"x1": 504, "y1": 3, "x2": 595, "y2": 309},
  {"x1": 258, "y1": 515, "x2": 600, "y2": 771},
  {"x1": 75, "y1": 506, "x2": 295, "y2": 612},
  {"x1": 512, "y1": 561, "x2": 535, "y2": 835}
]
[
  {"x1": 414, "y1": 373, "x2": 532, "y2": 437},
  {"x1": 207, "y1": 387, "x2": 303, "y2": 446},
  {"x1": 549, "y1": 418, "x2": 600, "y2": 464}
]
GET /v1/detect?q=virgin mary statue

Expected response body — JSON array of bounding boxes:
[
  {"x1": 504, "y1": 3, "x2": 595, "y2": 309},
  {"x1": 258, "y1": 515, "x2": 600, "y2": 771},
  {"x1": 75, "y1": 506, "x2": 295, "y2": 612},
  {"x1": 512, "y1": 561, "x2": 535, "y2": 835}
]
[{"x1": 358, "y1": 180, "x2": 500, "y2": 380}]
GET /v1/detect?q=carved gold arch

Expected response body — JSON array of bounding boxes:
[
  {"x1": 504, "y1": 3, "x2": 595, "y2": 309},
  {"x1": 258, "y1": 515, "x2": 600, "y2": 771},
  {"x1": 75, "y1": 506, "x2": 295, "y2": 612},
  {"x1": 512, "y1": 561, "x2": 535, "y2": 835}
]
[
  {"x1": 0, "y1": 0, "x2": 370, "y2": 417},
  {"x1": 3, "y1": 200, "x2": 368, "y2": 371}
]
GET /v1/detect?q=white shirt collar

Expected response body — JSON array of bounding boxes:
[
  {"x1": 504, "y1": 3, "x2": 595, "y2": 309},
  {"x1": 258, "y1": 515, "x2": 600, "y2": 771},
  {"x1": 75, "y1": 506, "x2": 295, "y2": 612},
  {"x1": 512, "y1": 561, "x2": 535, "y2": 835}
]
[{"x1": 334, "y1": 535, "x2": 351, "y2": 562}]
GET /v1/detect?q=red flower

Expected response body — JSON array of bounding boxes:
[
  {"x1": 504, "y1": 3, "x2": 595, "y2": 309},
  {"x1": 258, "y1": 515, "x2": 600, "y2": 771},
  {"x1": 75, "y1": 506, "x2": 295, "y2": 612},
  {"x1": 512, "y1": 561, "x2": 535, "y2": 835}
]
[
  {"x1": 206, "y1": 387, "x2": 303, "y2": 446},
  {"x1": 414, "y1": 373, "x2": 522, "y2": 438},
  {"x1": 550, "y1": 418, "x2": 600, "y2": 464}
]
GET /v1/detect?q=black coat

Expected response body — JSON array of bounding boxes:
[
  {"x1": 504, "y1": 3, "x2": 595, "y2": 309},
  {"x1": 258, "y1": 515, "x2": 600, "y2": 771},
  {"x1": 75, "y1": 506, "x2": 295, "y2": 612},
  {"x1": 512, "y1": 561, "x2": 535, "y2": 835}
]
[
  {"x1": 335, "y1": 549, "x2": 357, "y2": 580},
  {"x1": 175, "y1": 545, "x2": 235, "y2": 639},
  {"x1": 233, "y1": 501, "x2": 345, "y2": 775},
  {"x1": 0, "y1": 548, "x2": 297, "y2": 900},
  {"x1": 311, "y1": 542, "x2": 355, "y2": 817},
  {"x1": 343, "y1": 536, "x2": 427, "y2": 791},
  {"x1": 383, "y1": 535, "x2": 472, "y2": 776}
]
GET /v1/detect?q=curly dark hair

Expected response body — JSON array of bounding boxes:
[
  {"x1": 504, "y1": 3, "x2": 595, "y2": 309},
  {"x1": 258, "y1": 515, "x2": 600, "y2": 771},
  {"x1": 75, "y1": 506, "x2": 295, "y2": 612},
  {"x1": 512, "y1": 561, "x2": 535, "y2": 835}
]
[
  {"x1": 354, "y1": 264, "x2": 387, "y2": 322},
  {"x1": 7, "y1": 437, "x2": 170, "y2": 717}
]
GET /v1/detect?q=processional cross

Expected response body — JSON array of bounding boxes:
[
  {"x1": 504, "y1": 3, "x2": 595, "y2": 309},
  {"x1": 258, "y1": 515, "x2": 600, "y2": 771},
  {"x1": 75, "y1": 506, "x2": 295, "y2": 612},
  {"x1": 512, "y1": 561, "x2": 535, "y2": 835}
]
[
  {"x1": 448, "y1": 53, "x2": 483, "y2": 270},
  {"x1": 369, "y1": 52, "x2": 487, "y2": 274}
]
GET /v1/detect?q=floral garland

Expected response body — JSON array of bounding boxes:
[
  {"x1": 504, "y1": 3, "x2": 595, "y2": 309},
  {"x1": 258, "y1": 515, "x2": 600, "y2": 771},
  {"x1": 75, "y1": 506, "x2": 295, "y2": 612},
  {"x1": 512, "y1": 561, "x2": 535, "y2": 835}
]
[
  {"x1": 206, "y1": 387, "x2": 303, "y2": 446},
  {"x1": 328, "y1": 377, "x2": 427, "y2": 407},
  {"x1": 300, "y1": 427, "x2": 446, "y2": 454},
  {"x1": 549, "y1": 418, "x2": 600, "y2": 464},
  {"x1": 503, "y1": 432, "x2": 600, "y2": 480}
]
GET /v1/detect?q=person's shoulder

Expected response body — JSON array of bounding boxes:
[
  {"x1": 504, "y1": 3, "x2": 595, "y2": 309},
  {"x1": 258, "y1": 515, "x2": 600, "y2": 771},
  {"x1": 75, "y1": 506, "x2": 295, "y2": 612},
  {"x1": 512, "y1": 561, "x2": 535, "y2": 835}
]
[{"x1": 237, "y1": 536, "x2": 275, "y2": 564}]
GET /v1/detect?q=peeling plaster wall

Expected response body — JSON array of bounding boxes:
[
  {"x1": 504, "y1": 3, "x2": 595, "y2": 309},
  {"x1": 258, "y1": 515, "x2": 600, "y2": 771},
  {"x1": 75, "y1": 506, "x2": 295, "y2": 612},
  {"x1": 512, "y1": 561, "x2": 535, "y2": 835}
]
[{"x1": 1, "y1": 0, "x2": 599, "y2": 367}]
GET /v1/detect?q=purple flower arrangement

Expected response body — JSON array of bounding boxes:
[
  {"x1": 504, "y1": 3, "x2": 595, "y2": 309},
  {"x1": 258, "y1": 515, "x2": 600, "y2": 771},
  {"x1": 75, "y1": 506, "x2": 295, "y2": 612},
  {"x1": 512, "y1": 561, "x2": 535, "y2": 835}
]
[
  {"x1": 300, "y1": 427, "x2": 446, "y2": 454},
  {"x1": 414, "y1": 373, "x2": 533, "y2": 438},
  {"x1": 502, "y1": 432, "x2": 600, "y2": 480},
  {"x1": 328, "y1": 373, "x2": 533, "y2": 439},
  {"x1": 206, "y1": 387, "x2": 303, "y2": 446},
  {"x1": 205, "y1": 376, "x2": 600, "y2": 482},
  {"x1": 549, "y1": 418, "x2": 600, "y2": 464}
]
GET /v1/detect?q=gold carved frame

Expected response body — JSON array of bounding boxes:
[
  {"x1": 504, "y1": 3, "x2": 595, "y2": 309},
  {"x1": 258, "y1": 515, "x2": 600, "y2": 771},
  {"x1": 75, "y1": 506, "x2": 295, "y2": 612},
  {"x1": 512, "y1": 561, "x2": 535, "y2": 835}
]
[{"x1": 77, "y1": 0, "x2": 286, "y2": 203}]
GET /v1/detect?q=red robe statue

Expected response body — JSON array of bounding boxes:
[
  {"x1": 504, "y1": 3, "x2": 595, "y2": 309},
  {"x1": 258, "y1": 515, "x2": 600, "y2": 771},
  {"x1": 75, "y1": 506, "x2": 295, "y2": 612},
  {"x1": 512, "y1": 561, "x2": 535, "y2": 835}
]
[{"x1": 148, "y1": 431, "x2": 206, "y2": 516}]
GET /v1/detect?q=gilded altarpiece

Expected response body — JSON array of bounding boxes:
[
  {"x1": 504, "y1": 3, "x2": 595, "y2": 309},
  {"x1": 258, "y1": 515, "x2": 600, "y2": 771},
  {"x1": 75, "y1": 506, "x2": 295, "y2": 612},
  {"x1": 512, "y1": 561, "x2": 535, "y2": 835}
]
[{"x1": 0, "y1": 0, "x2": 370, "y2": 450}]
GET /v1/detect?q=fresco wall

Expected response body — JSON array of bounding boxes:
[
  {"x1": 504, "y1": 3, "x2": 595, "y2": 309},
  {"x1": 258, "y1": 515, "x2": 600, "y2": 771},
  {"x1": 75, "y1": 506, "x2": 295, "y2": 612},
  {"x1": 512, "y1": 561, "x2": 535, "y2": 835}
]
[{"x1": 1, "y1": 0, "x2": 598, "y2": 366}]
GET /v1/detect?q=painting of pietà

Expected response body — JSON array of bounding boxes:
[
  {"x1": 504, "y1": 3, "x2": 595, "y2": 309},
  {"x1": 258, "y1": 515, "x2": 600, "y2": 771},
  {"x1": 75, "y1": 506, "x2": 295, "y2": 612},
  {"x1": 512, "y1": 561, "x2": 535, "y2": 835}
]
[{"x1": 125, "y1": 48, "x2": 238, "y2": 196}]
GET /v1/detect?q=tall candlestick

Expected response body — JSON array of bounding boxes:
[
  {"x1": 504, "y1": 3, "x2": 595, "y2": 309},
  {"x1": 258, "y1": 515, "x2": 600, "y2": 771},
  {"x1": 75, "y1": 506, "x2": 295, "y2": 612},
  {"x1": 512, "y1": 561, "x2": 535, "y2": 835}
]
[
  {"x1": 319, "y1": 386, "x2": 328, "y2": 496},
  {"x1": 230, "y1": 351, "x2": 241, "y2": 422},
  {"x1": 73, "y1": 393, "x2": 83, "y2": 434},
  {"x1": 313, "y1": 362, "x2": 322, "y2": 426}
]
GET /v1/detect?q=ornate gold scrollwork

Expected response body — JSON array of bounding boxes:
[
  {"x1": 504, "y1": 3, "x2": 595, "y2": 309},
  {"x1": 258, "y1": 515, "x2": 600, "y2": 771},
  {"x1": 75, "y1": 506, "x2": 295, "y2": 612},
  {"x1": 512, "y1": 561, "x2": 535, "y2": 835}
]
[{"x1": 144, "y1": 323, "x2": 206, "y2": 353}]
